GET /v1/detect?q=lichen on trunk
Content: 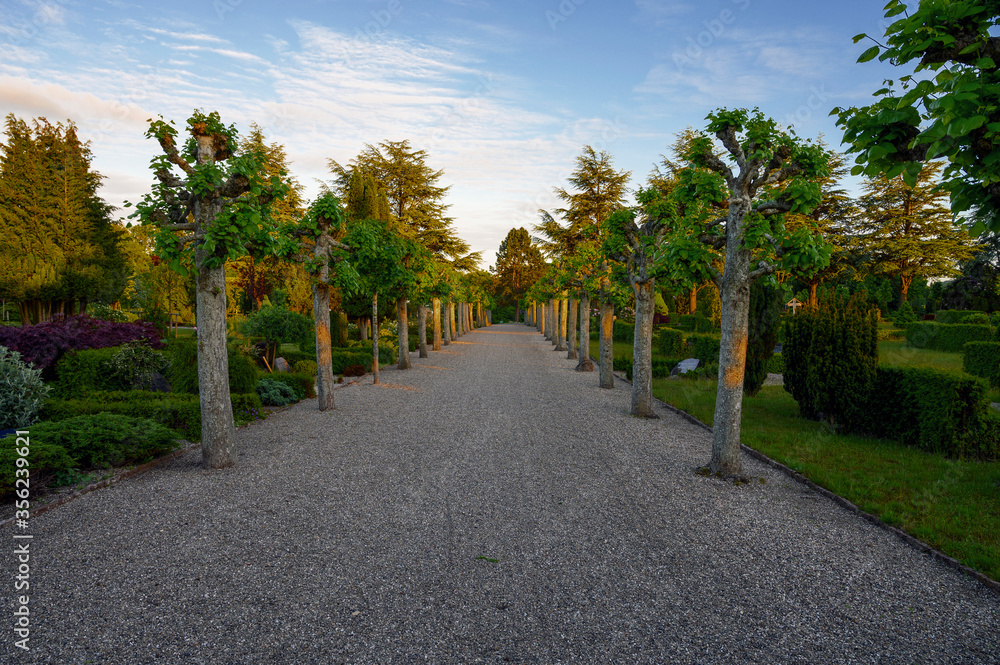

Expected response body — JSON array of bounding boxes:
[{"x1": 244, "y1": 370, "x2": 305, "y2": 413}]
[
  {"x1": 313, "y1": 282, "x2": 335, "y2": 411},
  {"x1": 576, "y1": 292, "x2": 594, "y2": 371},
  {"x1": 397, "y1": 297, "x2": 411, "y2": 369},
  {"x1": 630, "y1": 280, "x2": 658, "y2": 418},
  {"x1": 566, "y1": 297, "x2": 578, "y2": 360}
]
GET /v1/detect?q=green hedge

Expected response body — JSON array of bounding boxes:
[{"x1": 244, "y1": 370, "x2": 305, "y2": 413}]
[
  {"x1": 766, "y1": 353, "x2": 785, "y2": 375},
  {"x1": 613, "y1": 320, "x2": 634, "y2": 343},
  {"x1": 686, "y1": 334, "x2": 721, "y2": 363},
  {"x1": 935, "y1": 310, "x2": 987, "y2": 325},
  {"x1": 165, "y1": 340, "x2": 259, "y2": 394},
  {"x1": 275, "y1": 350, "x2": 314, "y2": 367},
  {"x1": 259, "y1": 371, "x2": 315, "y2": 399},
  {"x1": 859, "y1": 367, "x2": 997, "y2": 459},
  {"x1": 963, "y1": 341, "x2": 1000, "y2": 387},
  {"x1": 678, "y1": 314, "x2": 714, "y2": 332},
  {"x1": 906, "y1": 322, "x2": 994, "y2": 353},
  {"x1": 656, "y1": 327, "x2": 684, "y2": 357},
  {"x1": 50, "y1": 347, "x2": 124, "y2": 398},
  {"x1": 38, "y1": 391, "x2": 262, "y2": 441}
]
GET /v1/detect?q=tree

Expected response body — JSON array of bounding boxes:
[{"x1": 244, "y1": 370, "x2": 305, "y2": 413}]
[
  {"x1": 660, "y1": 108, "x2": 831, "y2": 477},
  {"x1": 744, "y1": 279, "x2": 782, "y2": 396},
  {"x1": 492, "y1": 227, "x2": 545, "y2": 321},
  {"x1": 857, "y1": 161, "x2": 979, "y2": 304},
  {"x1": 0, "y1": 115, "x2": 126, "y2": 323},
  {"x1": 936, "y1": 231, "x2": 1000, "y2": 310},
  {"x1": 128, "y1": 111, "x2": 288, "y2": 468},
  {"x1": 834, "y1": 0, "x2": 1000, "y2": 234}
]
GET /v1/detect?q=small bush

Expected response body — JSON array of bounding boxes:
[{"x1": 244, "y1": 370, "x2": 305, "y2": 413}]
[
  {"x1": 232, "y1": 392, "x2": 265, "y2": 427},
  {"x1": 342, "y1": 364, "x2": 366, "y2": 377},
  {"x1": 260, "y1": 371, "x2": 315, "y2": 399},
  {"x1": 275, "y1": 350, "x2": 314, "y2": 367},
  {"x1": 105, "y1": 341, "x2": 169, "y2": 390},
  {"x1": 0, "y1": 345, "x2": 50, "y2": 430},
  {"x1": 87, "y1": 304, "x2": 130, "y2": 323},
  {"x1": 613, "y1": 320, "x2": 635, "y2": 343},
  {"x1": 257, "y1": 378, "x2": 299, "y2": 406},
  {"x1": 963, "y1": 341, "x2": 1000, "y2": 387},
  {"x1": 679, "y1": 314, "x2": 714, "y2": 333},
  {"x1": 51, "y1": 347, "x2": 123, "y2": 398},
  {"x1": 935, "y1": 310, "x2": 986, "y2": 325},
  {"x1": 766, "y1": 353, "x2": 785, "y2": 375},
  {"x1": 906, "y1": 322, "x2": 994, "y2": 353},
  {"x1": 965, "y1": 312, "x2": 991, "y2": 325},
  {"x1": 0, "y1": 434, "x2": 80, "y2": 496},
  {"x1": 893, "y1": 300, "x2": 918, "y2": 328},
  {"x1": 656, "y1": 328, "x2": 684, "y2": 357},
  {"x1": 294, "y1": 360, "x2": 318, "y2": 375},
  {"x1": 687, "y1": 334, "x2": 721, "y2": 364}
]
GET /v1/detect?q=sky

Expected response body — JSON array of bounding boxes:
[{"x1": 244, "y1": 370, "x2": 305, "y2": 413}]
[{"x1": 1, "y1": 0, "x2": 904, "y2": 269}]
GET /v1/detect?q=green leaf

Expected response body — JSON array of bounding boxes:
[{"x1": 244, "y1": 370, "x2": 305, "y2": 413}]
[
  {"x1": 852, "y1": 33, "x2": 868, "y2": 44},
  {"x1": 858, "y1": 46, "x2": 881, "y2": 63}
]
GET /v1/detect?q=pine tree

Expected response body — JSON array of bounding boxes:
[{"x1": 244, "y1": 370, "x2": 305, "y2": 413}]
[{"x1": 492, "y1": 228, "x2": 545, "y2": 321}]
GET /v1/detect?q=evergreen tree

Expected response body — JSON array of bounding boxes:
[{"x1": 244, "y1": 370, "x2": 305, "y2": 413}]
[
  {"x1": 492, "y1": 227, "x2": 545, "y2": 321},
  {"x1": 744, "y1": 280, "x2": 782, "y2": 396},
  {"x1": 857, "y1": 162, "x2": 980, "y2": 305}
]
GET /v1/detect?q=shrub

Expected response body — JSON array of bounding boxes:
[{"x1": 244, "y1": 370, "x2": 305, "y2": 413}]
[
  {"x1": 276, "y1": 350, "x2": 314, "y2": 367},
  {"x1": 906, "y1": 322, "x2": 994, "y2": 353},
  {"x1": 105, "y1": 341, "x2": 169, "y2": 390},
  {"x1": 965, "y1": 312, "x2": 991, "y2": 325},
  {"x1": 0, "y1": 434, "x2": 80, "y2": 496},
  {"x1": 656, "y1": 327, "x2": 684, "y2": 357},
  {"x1": 87, "y1": 304, "x2": 130, "y2": 323},
  {"x1": 686, "y1": 334, "x2": 721, "y2": 364},
  {"x1": 766, "y1": 353, "x2": 785, "y2": 375},
  {"x1": 859, "y1": 367, "x2": 997, "y2": 459},
  {"x1": 679, "y1": 314, "x2": 714, "y2": 332},
  {"x1": 50, "y1": 347, "x2": 122, "y2": 398},
  {"x1": 260, "y1": 371, "x2": 315, "y2": 399},
  {"x1": 963, "y1": 341, "x2": 1000, "y2": 387},
  {"x1": 165, "y1": 340, "x2": 259, "y2": 394},
  {"x1": 745, "y1": 280, "x2": 782, "y2": 396},
  {"x1": 783, "y1": 294, "x2": 879, "y2": 426},
  {"x1": 343, "y1": 364, "x2": 366, "y2": 377},
  {"x1": 0, "y1": 315, "x2": 162, "y2": 376},
  {"x1": 0, "y1": 345, "x2": 50, "y2": 430},
  {"x1": 293, "y1": 360, "x2": 318, "y2": 375},
  {"x1": 257, "y1": 378, "x2": 299, "y2": 406},
  {"x1": 893, "y1": 300, "x2": 918, "y2": 328},
  {"x1": 242, "y1": 305, "x2": 313, "y2": 367},
  {"x1": 613, "y1": 320, "x2": 634, "y2": 343},
  {"x1": 935, "y1": 310, "x2": 986, "y2": 324},
  {"x1": 232, "y1": 392, "x2": 265, "y2": 427}
]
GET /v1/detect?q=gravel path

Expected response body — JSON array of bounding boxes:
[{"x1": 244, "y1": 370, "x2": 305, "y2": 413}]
[{"x1": 2, "y1": 324, "x2": 997, "y2": 664}]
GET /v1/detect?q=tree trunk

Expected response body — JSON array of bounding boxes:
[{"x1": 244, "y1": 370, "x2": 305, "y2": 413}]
[
  {"x1": 432, "y1": 298, "x2": 442, "y2": 350},
  {"x1": 397, "y1": 297, "x2": 411, "y2": 369},
  {"x1": 450, "y1": 302, "x2": 457, "y2": 339},
  {"x1": 808, "y1": 282, "x2": 818, "y2": 309},
  {"x1": 443, "y1": 300, "x2": 451, "y2": 345},
  {"x1": 556, "y1": 296, "x2": 568, "y2": 351},
  {"x1": 195, "y1": 253, "x2": 236, "y2": 468},
  {"x1": 900, "y1": 275, "x2": 913, "y2": 305},
  {"x1": 418, "y1": 302, "x2": 428, "y2": 358},
  {"x1": 515, "y1": 302, "x2": 520, "y2": 324},
  {"x1": 690, "y1": 286, "x2": 697, "y2": 315},
  {"x1": 576, "y1": 292, "x2": 594, "y2": 371},
  {"x1": 360, "y1": 317, "x2": 368, "y2": 341},
  {"x1": 313, "y1": 282, "x2": 335, "y2": 411},
  {"x1": 631, "y1": 280, "x2": 658, "y2": 418},
  {"x1": 710, "y1": 241, "x2": 752, "y2": 477},
  {"x1": 566, "y1": 297, "x2": 578, "y2": 360},
  {"x1": 599, "y1": 293, "x2": 614, "y2": 389},
  {"x1": 372, "y1": 293, "x2": 380, "y2": 385}
]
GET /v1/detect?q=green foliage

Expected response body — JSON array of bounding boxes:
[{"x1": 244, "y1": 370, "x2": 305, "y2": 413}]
[
  {"x1": 745, "y1": 281, "x2": 782, "y2": 396},
  {"x1": 256, "y1": 378, "x2": 298, "y2": 406},
  {"x1": 260, "y1": 371, "x2": 315, "y2": 399},
  {"x1": 678, "y1": 314, "x2": 713, "y2": 332},
  {"x1": 51, "y1": 347, "x2": 123, "y2": 398},
  {"x1": 686, "y1": 334, "x2": 721, "y2": 364},
  {"x1": 342, "y1": 364, "x2": 366, "y2": 377},
  {"x1": 964, "y1": 312, "x2": 991, "y2": 325},
  {"x1": 656, "y1": 327, "x2": 684, "y2": 357},
  {"x1": 164, "y1": 340, "x2": 259, "y2": 394},
  {"x1": 963, "y1": 341, "x2": 1000, "y2": 387},
  {"x1": 40, "y1": 390, "x2": 201, "y2": 440},
  {"x1": 243, "y1": 304, "x2": 312, "y2": 350},
  {"x1": 766, "y1": 353, "x2": 785, "y2": 375},
  {"x1": 106, "y1": 341, "x2": 168, "y2": 390},
  {"x1": 293, "y1": 359, "x2": 317, "y2": 375},
  {"x1": 783, "y1": 295, "x2": 879, "y2": 426},
  {"x1": 88, "y1": 304, "x2": 130, "y2": 323},
  {"x1": 906, "y1": 322, "x2": 994, "y2": 353},
  {"x1": 612, "y1": 320, "x2": 634, "y2": 343},
  {"x1": 834, "y1": 1, "x2": 1000, "y2": 233},
  {"x1": 0, "y1": 434, "x2": 80, "y2": 496},
  {"x1": 893, "y1": 300, "x2": 918, "y2": 328},
  {"x1": 936, "y1": 309, "x2": 987, "y2": 324},
  {"x1": 232, "y1": 392, "x2": 265, "y2": 428},
  {"x1": 861, "y1": 367, "x2": 997, "y2": 459},
  {"x1": 0, "y1": 345, "x2": 50, "y2": 430}
]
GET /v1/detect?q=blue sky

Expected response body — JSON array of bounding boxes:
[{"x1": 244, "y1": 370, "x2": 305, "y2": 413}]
[{"x1": 1, "y1": 0, "x2": 902, "y2": 267}]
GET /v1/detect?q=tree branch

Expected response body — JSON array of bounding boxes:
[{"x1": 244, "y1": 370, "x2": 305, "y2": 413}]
[
  {"x1": 754, "y1": 199, "x2": 794, "y2": 216},
  {"x1": 716, "y1": 125, "x2": 746, "y2": 169},
  {"x1": 157, "y1": 137, "x2": 193, "y2": 175},
  {"x1": 749, "y1": 260, "x2": 776, "y2": 281}
]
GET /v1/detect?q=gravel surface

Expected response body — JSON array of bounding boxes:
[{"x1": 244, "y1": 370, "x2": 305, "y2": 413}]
[{"x1": 2, "y1": 324, "x2": 997, "y2": 664}]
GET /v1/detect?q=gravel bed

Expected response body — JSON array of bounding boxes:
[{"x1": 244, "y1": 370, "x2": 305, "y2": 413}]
[{"x1": 2, "y1": 324, "x2": 997, "y2": 664}]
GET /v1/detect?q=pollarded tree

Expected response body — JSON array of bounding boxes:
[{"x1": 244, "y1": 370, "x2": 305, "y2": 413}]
[
  {"x1": 856, "y1": 161, "x2": 979, "y2": 304},
  {"x1": 128, "y1": 111, "x2": 288, "y2": 468},
  {"x1": 835, "y1": 0, "x2": 1000, "y2": 234},
  {"x1": 659, "y1": 108, "x2": 831, "y2": 478}
]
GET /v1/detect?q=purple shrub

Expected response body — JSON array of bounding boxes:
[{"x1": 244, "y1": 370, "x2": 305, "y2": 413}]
[{"x1": 0, "y1": 315, "x2": 163, "y2": 377}]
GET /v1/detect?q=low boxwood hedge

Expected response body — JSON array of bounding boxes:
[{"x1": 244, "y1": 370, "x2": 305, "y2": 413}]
[
  {"x1": 906, "y1": 322, "x2": 994, "y2": 353},
  {"x1": 656, "y1": 327, "x2": 684, "y2": 357},
  {"x1": 963, "y1": 341, "x2": 1000, "y2": 387}
]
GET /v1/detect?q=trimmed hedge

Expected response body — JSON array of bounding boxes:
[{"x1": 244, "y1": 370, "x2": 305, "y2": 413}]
[
  {"x1": 906, "y1": 322, "x2": 994, "y2": 353},
  {"x1": 165, "y1": 340, "x2": 259, "y2": 394},
  {"x1": 686, "y1": 334, "x2": 721, "y2": 363},
  {"x1": 613, "y1": 320, "x2": 634, "y2": 343},
  {"x1": 678, "y1": 314, "x2": 714, "y2": 333},
  {"x1": 935, "y1": 310, "x2": 986, "y2": 325},
  {"x1": 963, "y1": 341, "x2": 1000, "y2": 387},
  {"x1": 259, "y1": 371, "x2": 315, "y2": 399},
  {"x1": 858, "y1": 366, "x2": 998, "y2": 460},
  {"x1": 50, "y1": 347, "x2": 123, "y2": 397},
  {"x1": 38, "y1": 391, "x2": 263, "y2": 441},
  {"x1": 656, "y1": 327, "x2": 684, "y2": 357}
]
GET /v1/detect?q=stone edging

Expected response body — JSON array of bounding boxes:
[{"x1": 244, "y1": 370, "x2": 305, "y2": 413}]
[{"x1": 598, "y1": 355, "x2": 1000, "y2": 595}]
